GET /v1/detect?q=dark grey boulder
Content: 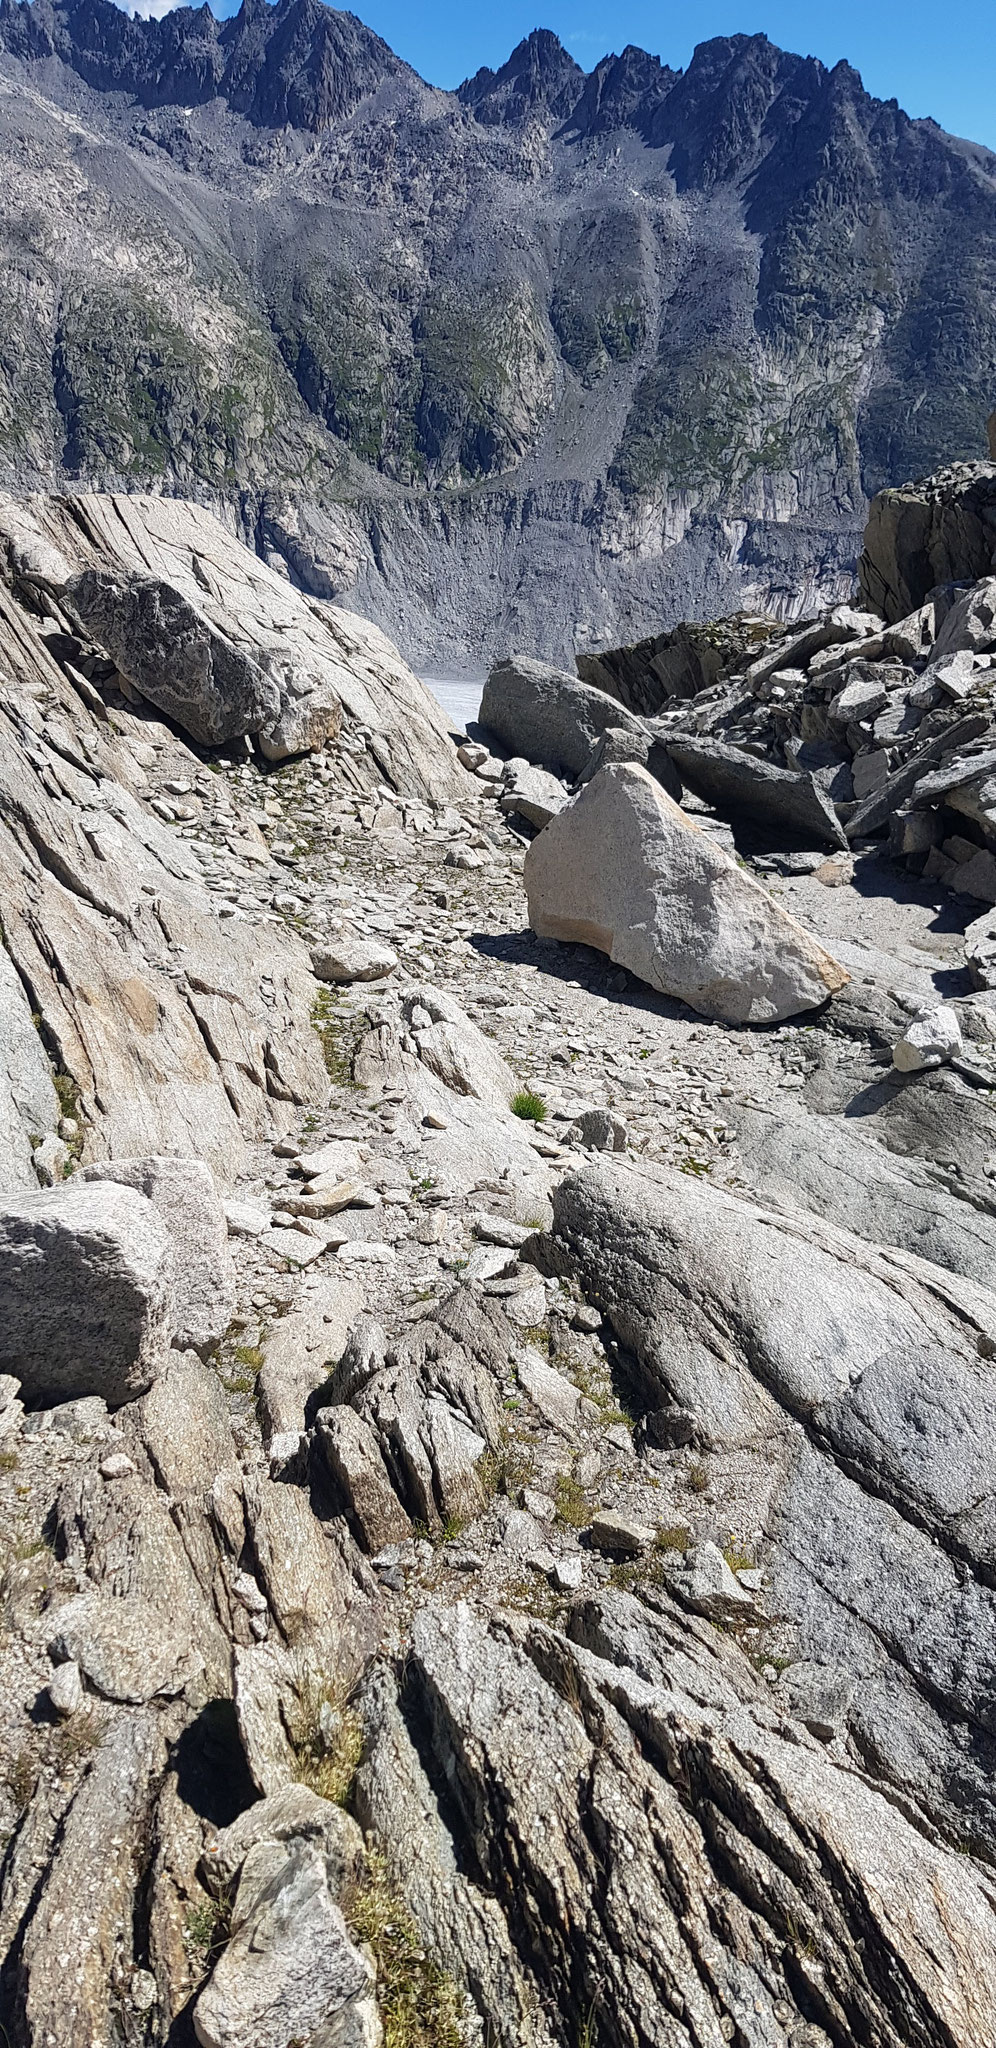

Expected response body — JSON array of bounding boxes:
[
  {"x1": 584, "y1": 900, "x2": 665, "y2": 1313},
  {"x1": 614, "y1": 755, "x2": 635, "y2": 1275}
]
[
  {"x1": 67, "y1": 569, "x2": 281, "y2": 747},
  {"x1": 480, "y1": 656, "x2": 648, "y2": 780},
  {"x1": 666, "y1": 734, "x2": 848, "y2": 847}
]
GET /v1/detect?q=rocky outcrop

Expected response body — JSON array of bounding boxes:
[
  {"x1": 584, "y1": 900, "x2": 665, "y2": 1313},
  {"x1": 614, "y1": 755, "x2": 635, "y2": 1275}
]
[
  {"x1": 0, "y1": 576, "x2": 329, "y2": 1179},
  {"x1": 576, "y1": 611, "x2": 786, "y2": 714},
  {"x1": 0, "y1": 492, "x2": 466, "y2": 796},
  {"x1": 859, "y1": 459, "x2": 996, "y2": 621},
  {"x1": 548, "y1": 1156, "x2": 996, "y2": 1856},
  {"x1": 356, "y1": 1596, "x2": 996, "y2": 2048},
  {"x1": 7, "y1": 449, "x2": 996, "y2": 2048},
  {"x1": 524, "y1": 762, "x2": 848, "y2": 1022},
  {"x1": 623, "y1": 538, "x2": 996, "y2": 901},
  {"x1": 728, "y1": 1099, "x2": 996, "y2": 1287}
]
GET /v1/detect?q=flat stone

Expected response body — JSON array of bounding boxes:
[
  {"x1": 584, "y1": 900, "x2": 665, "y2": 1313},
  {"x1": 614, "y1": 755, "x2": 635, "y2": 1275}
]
[{"x1": 587, "y1": 1511, "x2": 655, "y2": 1555}]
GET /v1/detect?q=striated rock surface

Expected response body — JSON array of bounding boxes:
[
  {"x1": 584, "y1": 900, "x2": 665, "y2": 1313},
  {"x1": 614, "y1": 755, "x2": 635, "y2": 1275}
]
[{"x1": 0, "y1": 491, "x2": 467, "y2": 797}]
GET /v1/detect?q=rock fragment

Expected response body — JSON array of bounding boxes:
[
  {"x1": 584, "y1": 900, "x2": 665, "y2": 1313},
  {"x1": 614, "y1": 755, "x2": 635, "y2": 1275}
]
[{"x1": 893, "y1": 1006, "x2": 964, "y2": 1071}]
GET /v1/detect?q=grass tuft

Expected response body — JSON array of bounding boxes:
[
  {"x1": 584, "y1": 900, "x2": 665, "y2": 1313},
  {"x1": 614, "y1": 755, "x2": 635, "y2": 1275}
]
[
  {"x1": 342, "y1": 1849, "x2": 465, "y2": 2048},
  {"x1": 288, "y1": 1676, "x2": 365, "y2": 1807},
  {"x1": 554, "y1": 1469, "x2": 589, "y2": 1530},
  {"x1": 510, "y1": 1089, "x2": 547, "y2": 1123}
]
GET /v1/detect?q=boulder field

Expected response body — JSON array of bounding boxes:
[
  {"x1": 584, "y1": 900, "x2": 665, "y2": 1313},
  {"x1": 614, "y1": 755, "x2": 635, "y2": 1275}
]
[{"x1": 2, "y1": 459, "x2": 996, "y2": 2047}]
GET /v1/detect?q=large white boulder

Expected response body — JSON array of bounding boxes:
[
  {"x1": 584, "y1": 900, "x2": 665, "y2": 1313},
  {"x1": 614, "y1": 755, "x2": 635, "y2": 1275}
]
[
  {"x1": 0, "y1": 1181, "x2": 175, "y2": 1404},
  {"x1": 524, "y1": 762, "x2": 848, "y2": 1025}
]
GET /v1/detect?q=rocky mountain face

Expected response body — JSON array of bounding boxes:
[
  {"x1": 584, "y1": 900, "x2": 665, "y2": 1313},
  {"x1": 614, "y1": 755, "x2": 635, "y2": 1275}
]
[
  {"x1": 0, "y1": 0, "x2": 993, "y2": 664},
  {"x1": 3, "y1": 453, "x2": 996, "y2": 2046}
]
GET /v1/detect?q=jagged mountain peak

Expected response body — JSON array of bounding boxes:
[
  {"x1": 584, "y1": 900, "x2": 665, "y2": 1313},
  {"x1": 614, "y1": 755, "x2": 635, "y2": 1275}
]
[
  {"x1": 457, "y1": 27, "x2": 585, "y2": 126},
  {"x1": 0, "y1": 0, "x2": 409, "y2": 124}
]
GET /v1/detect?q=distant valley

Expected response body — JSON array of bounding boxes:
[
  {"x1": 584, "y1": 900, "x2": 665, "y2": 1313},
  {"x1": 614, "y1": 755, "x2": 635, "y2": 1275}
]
[{"x1": 0, "y1": 0, "x2": 993, "y2": 663}]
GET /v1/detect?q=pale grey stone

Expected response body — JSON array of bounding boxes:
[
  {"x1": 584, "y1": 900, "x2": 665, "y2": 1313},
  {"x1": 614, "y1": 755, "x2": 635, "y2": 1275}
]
[
  {"x1": 587, "y1": 1511, "x2": 655, "y2": 1555},
  {"x1": 893, "y1": 1007, "x2": 963, "y2": 1071},
  {"x1": 80, "y1": 1155, "x2": 235, "y2": 1354},
  {"x1": 524, "y1": 763, "x2": 848, "y2": 1025},
  {"x1": 0, "y1": 942, "x2": 58, "y2": 1192},
  {"x1": 481, "y1": 656, "x2": 648, "y2": 779},
  {"x1": 312, "y1": 1406, "x2": 413, "y2": 1552},
  {"x1": 0, "y1": 1181, "x2": 175, "y2": 1405},
  {"x1": 48, "y1": 1658, "x2": 84, "y2": 1717},
  {"x1": 193, "y1": 1842, "x2": 376, "y2": 2048},
  {"x1": 311, "y1": 937, "x2": 398, "y2": 982},
  {"x1": 32, "y1": 1131, "x2": 69, "y2": 1186}
]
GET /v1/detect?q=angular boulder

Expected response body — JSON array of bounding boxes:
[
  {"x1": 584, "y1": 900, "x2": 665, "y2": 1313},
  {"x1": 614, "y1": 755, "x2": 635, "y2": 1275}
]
[
  {"x1": 67, "y1": 569, "x2": 281, "y2": 746},
  {"x1": 193, "y1": 1841, "x2": 376, "y2": 2048},
  {"x1": 667, "y1": 734, "x2": 848, "y2": 848},
  {"x1": 498, "y1": 759, "x2": 568, "y2": 829},
  {"x1": 0, "y1": 1180, "x2": 175, "y2": 1404},
  {"x1": 80, "y1": 1155, "x2": 236, "y2": 1354},
  {"x1": 480, "y1": 656, "x2": 648, "y2": 779},
  {"x1": 524, "y1": 762, "x2": 847, "y2": 1024},
  {"x1": 858, "y1": 462, "x2": 996, "y2": 621}
]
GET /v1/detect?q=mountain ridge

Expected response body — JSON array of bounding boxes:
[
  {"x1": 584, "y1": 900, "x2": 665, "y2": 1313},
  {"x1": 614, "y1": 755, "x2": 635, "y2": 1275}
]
[{"x1": 0, "y1": 0, "x2": 992, "y2": 665}]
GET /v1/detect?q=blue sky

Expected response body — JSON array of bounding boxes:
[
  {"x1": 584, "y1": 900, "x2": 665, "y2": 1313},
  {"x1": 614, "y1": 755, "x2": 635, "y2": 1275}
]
[{"x1": 202, "y1": 0, "x2": 995, "y2": 151}]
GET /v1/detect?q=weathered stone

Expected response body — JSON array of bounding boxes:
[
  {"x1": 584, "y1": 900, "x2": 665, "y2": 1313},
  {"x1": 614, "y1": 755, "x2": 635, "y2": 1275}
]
[
  {"x1": 0, "y1": 942, "x2": 58, "y2": 1192},
  {"x1": 587, "y1": 1511, "x2": 654, "y2": 1555},
  {"x1": 566, "y1": 1108, "x2": 627, "y2": 1152},
  {"x1": 577, "y1": 613, "x2": 784, "y2": 713},
  {"x1": 859, "y1": 463, "x2": 996, "y2": 620},
  {"x1": 47, "y1": 1658, "x2": 85, "y2": 1717},
  {"x1": 400, "y1": 985, "x2": 518, "y2": 1113},
  {"x1": 730, "y1": 1101, "x2": 996, "y2": 1288},
  {"x1": 931, "y1": 575, "x2": 996, "y2": 660},
  {"x1": 524, "y1": 763, "x2": 848, "y2": 1025},
  {"x1": 49, "y1": 1590, "x2": 200, "y2": 1702},
  {"x1": 68, "y1": 569, "x2": 281, "y2": 747},
  {"x1": 312, "y1": 1405, "x2": 413, "y2": 1551},
  {"x1": 0, "y1": 1181, "x2": 175, "y2": 1405},
  {"x1": 257, "y1": 1279, "x2": 365, "y2": 1441},
  {"x1": 776, "y1": 1660, "x2": 853, "y2": 1741},
  {"x1": 80, "y1": 1155, "x2": 236, "y2": 1354},
  {"x1": 660, "y1": 1538, "x2": 755, "y2": 1619},
  {"x1": 498, "y1": 759, "x2": 568, "y2": 829},
  {"x1": 193, "y1": 1842, "x2": 376, "y2": 2048},
  {"x1": 311, "y1": 937, "x2": 398, "y2": 983},
  {"x1": 204, "y1": 1786, "x2": 365, "y2": 1899},
  {"x1": 516, "y1": 1348, "x2": 583, "y2": 1436},
  {"x1": 18, "y1": 1714, "x2": 164, "y2": 2048},
  {"x1": 140, "y1": 1351, "x2": 240, "y2": 1496},
  {"x1": 666, "y1": 735, "x2": 848, "y2": 848},
  {"x1": 893, "y1": 1006, "x2": 963, "y2": 1071},
  {"x1": 481, "y1": 656, "x2": 648, "y2": 778}
]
